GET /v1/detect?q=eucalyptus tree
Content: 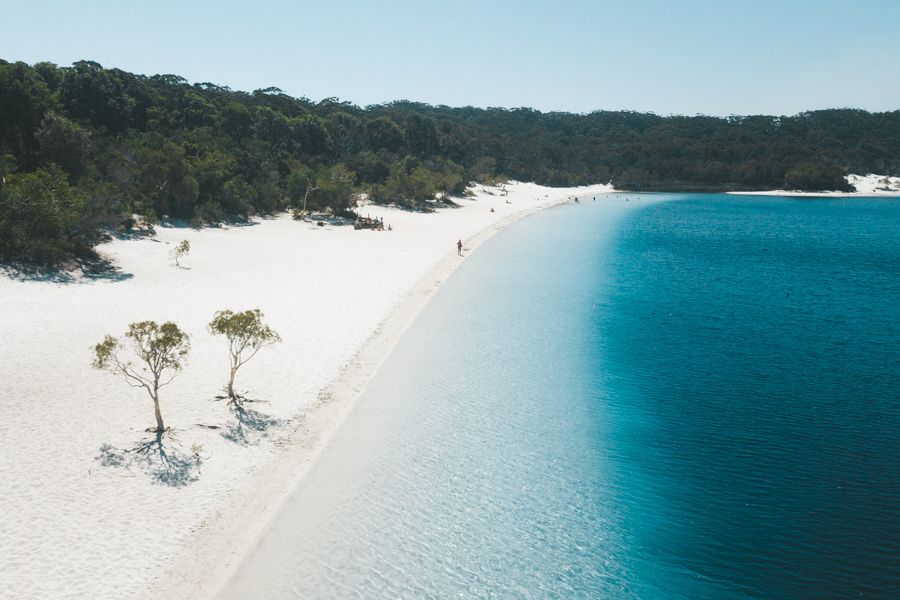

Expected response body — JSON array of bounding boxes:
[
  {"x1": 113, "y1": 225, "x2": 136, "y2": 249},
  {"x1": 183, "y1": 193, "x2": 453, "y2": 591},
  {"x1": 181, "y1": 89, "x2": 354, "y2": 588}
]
[
  {"x1": 92, "y1": 321, "x2": 190, "y2": 432},
  {"x1": 170, "y1": 239, "x2": 190, "y2": 266},
  {"x1": 208, "y1": 309, "x2": 281, "y2": 403}
]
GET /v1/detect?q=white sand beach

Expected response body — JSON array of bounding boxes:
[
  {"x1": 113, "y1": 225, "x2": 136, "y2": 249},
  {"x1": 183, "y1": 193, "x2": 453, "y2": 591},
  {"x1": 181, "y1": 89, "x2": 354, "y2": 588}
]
[
  {"x1": 728, "y1": 173, "x2": 900, "y2": 197},
  {"x1": 0, "y1": 181, "x2": 613, "y2": 600}
]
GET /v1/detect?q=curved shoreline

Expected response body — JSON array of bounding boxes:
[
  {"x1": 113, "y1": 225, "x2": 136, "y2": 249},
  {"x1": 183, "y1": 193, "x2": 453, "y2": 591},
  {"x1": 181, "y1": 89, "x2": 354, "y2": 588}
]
[{"x1": 152, "y1": 184, "x2": 613, "y2": 600}]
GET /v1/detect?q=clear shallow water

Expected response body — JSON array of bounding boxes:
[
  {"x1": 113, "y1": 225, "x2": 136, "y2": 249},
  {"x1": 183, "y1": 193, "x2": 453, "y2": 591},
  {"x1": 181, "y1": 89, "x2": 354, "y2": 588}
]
[{"x1": 222, "y1": 195, "x2": 900, "y2": 599}]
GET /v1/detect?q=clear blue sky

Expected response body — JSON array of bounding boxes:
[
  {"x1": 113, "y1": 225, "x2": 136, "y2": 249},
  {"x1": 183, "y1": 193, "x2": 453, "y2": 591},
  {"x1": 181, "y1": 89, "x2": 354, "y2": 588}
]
[{"x1": 4, "y1": 0, "x2": 899, "y2": 116}]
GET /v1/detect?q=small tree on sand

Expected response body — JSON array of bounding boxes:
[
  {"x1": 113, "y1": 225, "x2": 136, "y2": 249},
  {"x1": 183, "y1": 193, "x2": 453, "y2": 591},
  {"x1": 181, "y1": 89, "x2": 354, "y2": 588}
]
[
  {"x1": 93, "y1": 321, "x2": 191, "y2": 432},
  {"x1": 287, "y1": 164, "x2": 319, "y2": 217},
  {"x1": 170, "y1": 239, "x2": 190, "y2": 266},
  {"x1": 208, "y1": 309, "x2": 282, "y2": 403}
]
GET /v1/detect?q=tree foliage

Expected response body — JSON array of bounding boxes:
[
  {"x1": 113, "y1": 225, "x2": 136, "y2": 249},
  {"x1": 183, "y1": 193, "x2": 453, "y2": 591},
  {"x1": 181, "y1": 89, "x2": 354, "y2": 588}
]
[
  {"x1": 208, "y1": 309, "x2": 281, "y2": 402},
  {"x1": 0, "y1": 164, "x2": 87, "y2": 266},
  {"x1": 1, "y1": 58, "x2": 898, "y2": 266},
  {"x1": 169, "y1": 239, "x2": 190, "y2": 266},
  {"x1": 92, "y1": 320, "x2": 190, "y2": 432}
]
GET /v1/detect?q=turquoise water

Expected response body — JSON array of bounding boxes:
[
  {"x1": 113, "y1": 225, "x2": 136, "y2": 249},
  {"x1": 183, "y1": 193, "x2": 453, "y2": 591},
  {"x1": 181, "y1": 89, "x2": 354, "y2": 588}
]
[{"x1": 222, "y1": 194, "x2": 900, "y2": 599}]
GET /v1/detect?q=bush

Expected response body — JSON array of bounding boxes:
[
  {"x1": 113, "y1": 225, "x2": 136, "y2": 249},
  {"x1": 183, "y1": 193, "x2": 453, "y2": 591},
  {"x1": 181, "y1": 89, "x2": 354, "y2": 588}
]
[
  {"x1": 783, "y1": 164, "x2": 852, "y2": 192},
  {"x1": 197, "y1": 200, "x2": 223, "y2": 224},
  {"x1": 0, "y1": 164, "x2": 87, "y2": 266}
]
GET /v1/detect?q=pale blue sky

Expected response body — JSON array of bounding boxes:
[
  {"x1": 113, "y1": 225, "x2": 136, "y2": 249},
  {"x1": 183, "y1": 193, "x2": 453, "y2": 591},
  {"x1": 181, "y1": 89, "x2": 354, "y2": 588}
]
[{"x1": 3, "y1": 0, "x2": 899, "y2": 115}]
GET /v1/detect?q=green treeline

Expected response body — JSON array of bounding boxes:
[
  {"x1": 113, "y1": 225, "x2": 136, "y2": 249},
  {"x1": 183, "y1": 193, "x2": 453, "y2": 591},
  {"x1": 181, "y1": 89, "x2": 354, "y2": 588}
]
[{"x1": 1, "y1": 59, "x2": 899, "y2": 266}]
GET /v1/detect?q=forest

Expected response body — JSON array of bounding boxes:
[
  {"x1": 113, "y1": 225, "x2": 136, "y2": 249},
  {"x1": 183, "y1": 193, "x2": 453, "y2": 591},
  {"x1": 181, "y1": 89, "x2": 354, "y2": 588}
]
[{"x1": 2, "y1": 58, "x2": 899, "y2": 266}]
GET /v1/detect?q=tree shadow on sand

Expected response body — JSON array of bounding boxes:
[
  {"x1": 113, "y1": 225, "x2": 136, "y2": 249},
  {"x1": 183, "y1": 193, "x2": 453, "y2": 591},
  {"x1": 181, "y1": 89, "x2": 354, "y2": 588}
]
[
  {"x1": 96, "y1": 429, "x2": 204, "y2": 487},
  {"x1": 3, "y1": 255, "x2": 133, "y2": 284},
  {"x1": 158, "y1": 216, "x2": 261, "y2": 230},
  {"x1": 219, "y1": 395, "x2": 281, "y2": 446},
  {"x1": 372, "y1": 196, "x2": 462, "y2": 215}
]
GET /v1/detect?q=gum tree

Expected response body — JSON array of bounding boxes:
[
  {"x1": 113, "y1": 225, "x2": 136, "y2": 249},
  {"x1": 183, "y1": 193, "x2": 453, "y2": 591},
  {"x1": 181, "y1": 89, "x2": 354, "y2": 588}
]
[
  {"x1": 170, "y1": 239, "x2": 190, "y2": 266},
  {"x1": 93, "y1": 321, "x2": 190, "y2": 432},
  {"x1": 208, "y1": 309, "x2": 281, "y2": 403},
  {"x1": 286, "y1": 164, "x2": 318, "y2": 217}
]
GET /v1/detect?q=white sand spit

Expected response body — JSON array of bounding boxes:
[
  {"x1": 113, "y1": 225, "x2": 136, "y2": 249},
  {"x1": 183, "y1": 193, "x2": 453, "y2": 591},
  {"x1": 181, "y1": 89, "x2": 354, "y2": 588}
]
[
  {"x1": 0, "y1": 181, "x2": 613, "y2": 600},
  {"x1": 728, "y1": 173, "x2": 900, "y2": 197}
]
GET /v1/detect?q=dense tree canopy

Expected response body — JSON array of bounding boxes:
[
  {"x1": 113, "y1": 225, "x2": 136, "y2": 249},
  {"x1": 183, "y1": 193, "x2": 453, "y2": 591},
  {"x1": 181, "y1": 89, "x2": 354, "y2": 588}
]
[{"x1": 1, "y1": 58, "x2": 898, "y2": 265}]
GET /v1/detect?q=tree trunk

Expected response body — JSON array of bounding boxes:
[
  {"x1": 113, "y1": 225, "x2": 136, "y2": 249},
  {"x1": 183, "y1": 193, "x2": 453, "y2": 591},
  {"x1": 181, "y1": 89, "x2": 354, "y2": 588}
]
[
  {"x1": 227, "y1": 367, "x2": 237, "y2": 400},
  {"x1": 152, "y1": 393, "x2": 165, "y2": 432},
  {"x1": 303, "y1": 185, "x2": 318, "y2": 217}
]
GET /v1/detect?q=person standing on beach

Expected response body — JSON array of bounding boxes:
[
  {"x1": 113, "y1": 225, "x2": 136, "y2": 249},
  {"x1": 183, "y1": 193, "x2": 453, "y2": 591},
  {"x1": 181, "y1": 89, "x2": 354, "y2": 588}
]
[{"x1": 457, "y1": 239, "x2": 463, "y2": 256}]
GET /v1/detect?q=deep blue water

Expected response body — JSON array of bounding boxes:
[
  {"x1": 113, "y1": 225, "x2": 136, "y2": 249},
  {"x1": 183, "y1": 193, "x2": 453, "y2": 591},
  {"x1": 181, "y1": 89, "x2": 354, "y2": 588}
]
[
  {"x1": 223, "y1": 194, "x2": 900, "y2": 599},
  {"x1": 596, "y1": 195, "x2": 900, "y2": 598}
]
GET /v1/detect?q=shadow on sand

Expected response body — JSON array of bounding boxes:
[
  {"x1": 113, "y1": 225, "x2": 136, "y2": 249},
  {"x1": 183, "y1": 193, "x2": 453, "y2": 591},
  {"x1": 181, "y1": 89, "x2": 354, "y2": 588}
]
[
  {"x1": 96, "y1": 429, "x2": 204, "y2": 487},
  {"x1": 158, "y1": 216, "x2": 262, "y2": 230},
  {"x1": 2, "y1": 256, "x2": 133, "y2": 284},
  {"x1": 215, "y1": 394, "x2": 281, "y2": 446},
  {"x1": 382, "y1": 196, "x2": 462, "y2": 214},
  {"x1": 218, "y1": 394, "x2": 281, "y2": 446}
]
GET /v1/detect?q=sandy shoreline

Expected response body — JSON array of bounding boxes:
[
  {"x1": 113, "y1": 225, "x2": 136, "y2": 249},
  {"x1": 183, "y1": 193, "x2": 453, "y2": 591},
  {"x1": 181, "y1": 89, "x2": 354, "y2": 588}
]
[
  {"x1": 727, "y1": 173, "x2": 900, "y2": 197},
  {"x1": 0, "y1": 181, "x2": 613, "y2": 600},
  {"x1": 153, "y1": 185, "x2": 610, "y2": 599}
]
